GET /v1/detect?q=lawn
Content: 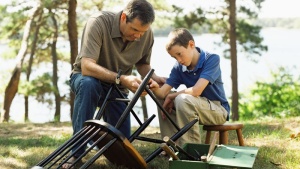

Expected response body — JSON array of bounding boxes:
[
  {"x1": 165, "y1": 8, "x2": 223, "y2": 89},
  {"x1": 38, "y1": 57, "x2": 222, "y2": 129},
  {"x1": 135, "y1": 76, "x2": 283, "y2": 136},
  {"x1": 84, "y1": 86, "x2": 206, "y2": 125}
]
[{"x1": 0, "y1": 116, "x2": 299, "y2": 169}]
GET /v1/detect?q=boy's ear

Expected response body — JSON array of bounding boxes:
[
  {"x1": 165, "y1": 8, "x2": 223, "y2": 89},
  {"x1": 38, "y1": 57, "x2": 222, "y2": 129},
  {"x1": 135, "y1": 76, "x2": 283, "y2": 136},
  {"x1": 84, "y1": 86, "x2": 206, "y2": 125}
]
[{"x1": 188, "y1": 40, "x2": 195, "y2": 48}]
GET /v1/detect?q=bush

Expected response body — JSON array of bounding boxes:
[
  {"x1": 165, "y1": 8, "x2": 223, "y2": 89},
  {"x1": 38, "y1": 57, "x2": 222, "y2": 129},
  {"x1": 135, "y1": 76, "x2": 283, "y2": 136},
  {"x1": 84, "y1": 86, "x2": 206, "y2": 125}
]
[{"x1": 239, "y1": 66, "x2": 300, "y2": 120}]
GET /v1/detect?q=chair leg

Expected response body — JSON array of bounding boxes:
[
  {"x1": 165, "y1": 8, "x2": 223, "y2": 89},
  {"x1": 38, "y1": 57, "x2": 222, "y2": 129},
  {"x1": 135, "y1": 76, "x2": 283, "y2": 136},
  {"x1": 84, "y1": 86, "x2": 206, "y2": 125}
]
[
  {"x1": 205, "y1": 131, "x2": 211, "y2": 144},
  {"x1": 236, "y1": 129, "x2": 245, "y2": 146},
  {"x1": 219, "y1": 131, "x2": 228, "y2": 144}
]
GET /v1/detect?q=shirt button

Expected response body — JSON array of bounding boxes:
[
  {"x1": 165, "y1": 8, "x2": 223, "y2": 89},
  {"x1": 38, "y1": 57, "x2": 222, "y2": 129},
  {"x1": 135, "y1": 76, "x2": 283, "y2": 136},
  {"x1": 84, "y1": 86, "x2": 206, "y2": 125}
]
[{"x1": 194, "y1": 73, "x2": 196, "y2": 75}]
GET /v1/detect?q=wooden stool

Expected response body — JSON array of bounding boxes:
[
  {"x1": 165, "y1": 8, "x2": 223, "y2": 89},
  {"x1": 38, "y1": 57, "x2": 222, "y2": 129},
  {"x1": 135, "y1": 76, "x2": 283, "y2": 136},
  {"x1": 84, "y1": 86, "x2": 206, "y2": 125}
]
[{"x1": 203, "y1": 123, "x2": 245, "y2": 146}]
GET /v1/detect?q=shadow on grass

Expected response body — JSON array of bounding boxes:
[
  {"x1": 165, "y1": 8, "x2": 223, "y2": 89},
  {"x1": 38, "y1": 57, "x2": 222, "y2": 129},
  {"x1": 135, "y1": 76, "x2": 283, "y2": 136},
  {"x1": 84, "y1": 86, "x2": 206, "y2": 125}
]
[
  {"x1": 240, "y1": 122, "x2": 297, "y2": 169},
  {"x1": 1, "y1": 120, "x2": 299, "y2": 169},
  {"x1": 0, "y1": 136, "x2": 67, "y2": 149}
]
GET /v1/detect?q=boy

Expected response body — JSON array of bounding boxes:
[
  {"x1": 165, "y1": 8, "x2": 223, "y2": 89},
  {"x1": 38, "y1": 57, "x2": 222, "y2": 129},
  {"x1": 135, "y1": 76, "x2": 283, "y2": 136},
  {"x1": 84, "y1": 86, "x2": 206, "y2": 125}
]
[{"x1": 150, "y1": 28, "x2": 230, "y2": 146}]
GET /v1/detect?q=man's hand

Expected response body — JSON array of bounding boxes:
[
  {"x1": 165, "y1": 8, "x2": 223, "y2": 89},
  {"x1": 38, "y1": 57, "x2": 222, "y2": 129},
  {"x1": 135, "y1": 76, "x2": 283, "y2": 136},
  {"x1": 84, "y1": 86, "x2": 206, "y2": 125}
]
[
  {"x1": 153, "y1": 76, "x2": 167, "y2": 87},
  {"x1": 121, "y1": 75, "x2": 142, "y2": 93}
]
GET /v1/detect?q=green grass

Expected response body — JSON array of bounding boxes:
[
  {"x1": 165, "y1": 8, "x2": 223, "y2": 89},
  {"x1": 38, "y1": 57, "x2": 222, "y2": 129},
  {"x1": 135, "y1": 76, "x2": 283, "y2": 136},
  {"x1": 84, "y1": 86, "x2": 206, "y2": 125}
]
[{"x1": 0, "y1": 117, "x2": 299, "y2": 169}]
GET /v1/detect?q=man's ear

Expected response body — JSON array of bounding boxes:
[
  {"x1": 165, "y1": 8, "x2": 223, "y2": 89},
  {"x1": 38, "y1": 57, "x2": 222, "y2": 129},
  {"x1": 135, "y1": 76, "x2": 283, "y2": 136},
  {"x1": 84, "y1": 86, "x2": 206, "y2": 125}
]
[{"x1": 121, "y1": 13, "x2": 127, "y2": 22}]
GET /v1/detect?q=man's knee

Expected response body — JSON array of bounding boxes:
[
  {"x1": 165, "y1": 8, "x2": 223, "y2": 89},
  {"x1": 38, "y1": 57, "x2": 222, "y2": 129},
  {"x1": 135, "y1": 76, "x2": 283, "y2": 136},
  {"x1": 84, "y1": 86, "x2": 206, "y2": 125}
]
[{"x1": 80, "y1": 76, "x2": 100, "y2": 89}]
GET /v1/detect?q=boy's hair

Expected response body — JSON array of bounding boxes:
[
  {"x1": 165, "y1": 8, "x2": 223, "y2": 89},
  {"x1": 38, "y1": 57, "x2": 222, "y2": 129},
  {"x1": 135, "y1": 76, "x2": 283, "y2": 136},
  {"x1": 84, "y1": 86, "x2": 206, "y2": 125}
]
[
  {"x1": 166, "y1": 28, "x2": 194, "y2": 51},
  {"x1": 123, "y1": 0, "x2": 155, "y2": 26}
]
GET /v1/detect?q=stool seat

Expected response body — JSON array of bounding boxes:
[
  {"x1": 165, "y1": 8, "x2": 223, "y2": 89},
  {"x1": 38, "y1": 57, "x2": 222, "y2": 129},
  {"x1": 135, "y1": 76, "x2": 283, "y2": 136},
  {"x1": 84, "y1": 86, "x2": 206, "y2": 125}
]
[
  {"x1": 203, "y1": 123, "x2": 244, "y2": 131},
  {"x1": 203, "y1": 123, "x2": 245, "y2": 146}
]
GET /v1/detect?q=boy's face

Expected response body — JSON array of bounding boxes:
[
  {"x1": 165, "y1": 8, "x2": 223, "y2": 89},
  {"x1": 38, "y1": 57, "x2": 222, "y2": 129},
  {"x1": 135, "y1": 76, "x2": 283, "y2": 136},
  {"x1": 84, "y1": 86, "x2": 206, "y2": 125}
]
[{"x1": 168, "y1": 41, "x2": 194, "y2": 67}]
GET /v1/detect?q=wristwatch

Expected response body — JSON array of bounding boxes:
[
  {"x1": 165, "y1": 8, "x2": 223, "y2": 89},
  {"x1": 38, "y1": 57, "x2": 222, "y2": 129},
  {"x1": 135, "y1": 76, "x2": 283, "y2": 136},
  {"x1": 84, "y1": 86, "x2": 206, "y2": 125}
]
[{"x1": 115, "y1": 74, "x2": 121, "y2": 85}]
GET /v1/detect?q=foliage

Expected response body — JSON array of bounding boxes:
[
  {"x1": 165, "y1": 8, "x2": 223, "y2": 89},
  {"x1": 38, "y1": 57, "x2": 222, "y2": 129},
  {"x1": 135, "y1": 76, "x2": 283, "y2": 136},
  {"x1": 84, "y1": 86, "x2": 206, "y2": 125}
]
[
  {"x1": 232, "y1": 19, "x2": 268, "y2": 61},
  {"x1": 19, "y1": 72, "x2": 55, "y2": 105},
  {"x1": 172, "y1": 5, "x2": 207, "y2": 31},
  {"x1": 239, "y1": 66, "x2": 300, "y2": 119},
  {"x1": 171, "y1": 1, "x2": 268, "y2": 60}
]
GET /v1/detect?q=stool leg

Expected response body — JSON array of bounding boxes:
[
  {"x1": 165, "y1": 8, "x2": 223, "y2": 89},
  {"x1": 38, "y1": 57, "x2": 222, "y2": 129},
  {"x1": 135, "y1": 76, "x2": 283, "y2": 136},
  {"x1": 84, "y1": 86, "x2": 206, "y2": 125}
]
[
  {"x1": 219, "y1": 131, "x2": 228, "y2": 144},
  {"x1": 205, "y1": 131, "x2": 211, "y2": 144},
  {"x1": 236, "y1": 129, "x2": 245, "y2": 146}
]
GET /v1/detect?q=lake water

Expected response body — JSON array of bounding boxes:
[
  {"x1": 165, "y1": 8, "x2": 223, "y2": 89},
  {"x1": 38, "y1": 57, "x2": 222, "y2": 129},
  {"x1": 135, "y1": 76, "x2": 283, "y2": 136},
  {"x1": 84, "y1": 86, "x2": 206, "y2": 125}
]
[{"x1": 2, "y1": 28, "x2": 300, "y2": 126}]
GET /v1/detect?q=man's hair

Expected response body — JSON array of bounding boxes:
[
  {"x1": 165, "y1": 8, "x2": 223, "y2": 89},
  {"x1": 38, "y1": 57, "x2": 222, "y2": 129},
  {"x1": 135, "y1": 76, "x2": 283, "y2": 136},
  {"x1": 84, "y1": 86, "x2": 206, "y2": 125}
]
[
  {"x1": 166, "y1": 28, "x2": 194, "y2": 51},
  {"x1": 123, "y1": 0, "x2": 155, "y2": 25}
]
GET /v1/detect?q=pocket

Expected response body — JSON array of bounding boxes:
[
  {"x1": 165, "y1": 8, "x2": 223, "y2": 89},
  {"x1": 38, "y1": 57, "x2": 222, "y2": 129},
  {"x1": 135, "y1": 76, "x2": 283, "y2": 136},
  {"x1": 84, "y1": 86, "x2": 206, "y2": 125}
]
[
  {"x1": 208, "y1": 100, "x2": 217, "y2": 111},
  {"x1": 69, "y1": 73, "x2": 79, "y2": 93},
  {"x1": 199, "y1": 97, "x2": 211, "y2": 110}
]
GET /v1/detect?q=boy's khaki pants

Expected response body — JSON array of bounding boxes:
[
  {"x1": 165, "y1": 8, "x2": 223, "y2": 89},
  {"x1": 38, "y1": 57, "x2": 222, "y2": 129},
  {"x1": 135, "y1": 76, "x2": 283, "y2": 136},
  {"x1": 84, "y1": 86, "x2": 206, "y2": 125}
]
[{"x1": 158, "y1": 93, "x2": 228, "y2": 147}]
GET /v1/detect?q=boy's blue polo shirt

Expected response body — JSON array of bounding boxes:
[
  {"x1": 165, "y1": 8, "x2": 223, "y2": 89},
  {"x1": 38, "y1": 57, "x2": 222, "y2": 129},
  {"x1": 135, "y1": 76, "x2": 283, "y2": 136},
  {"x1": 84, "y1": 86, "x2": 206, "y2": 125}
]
[{"x1": 166, "y1": 47, "x2": 230, "y2": 119}]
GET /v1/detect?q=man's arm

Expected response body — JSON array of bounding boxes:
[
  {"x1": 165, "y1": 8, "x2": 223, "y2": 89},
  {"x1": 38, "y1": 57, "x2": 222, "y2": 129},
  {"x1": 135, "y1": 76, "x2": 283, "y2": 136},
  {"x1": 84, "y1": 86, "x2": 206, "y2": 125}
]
[
  {"x1": 82, "y1": 57, "x2": 143, "y2": 92},
  {"x1": 82, "y1": 57, "x2": 118, "y2": 83},
  {"x1": 136, "y1": 63, "x2": 167, "y2": 85}
]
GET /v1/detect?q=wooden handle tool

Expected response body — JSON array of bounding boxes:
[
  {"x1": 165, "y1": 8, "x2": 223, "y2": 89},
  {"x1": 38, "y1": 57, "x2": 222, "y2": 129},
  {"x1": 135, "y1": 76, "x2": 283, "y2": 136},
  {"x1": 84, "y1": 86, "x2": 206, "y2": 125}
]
[
  {"x1": 161, "y1": 143, "x2": 179, "y2": 160},
  {"x1": 207, "y1": 132, "x2": 219, "y2": 161},
  {"x1": 163, "y1": 136, "x2": 198, "y2": 161}
]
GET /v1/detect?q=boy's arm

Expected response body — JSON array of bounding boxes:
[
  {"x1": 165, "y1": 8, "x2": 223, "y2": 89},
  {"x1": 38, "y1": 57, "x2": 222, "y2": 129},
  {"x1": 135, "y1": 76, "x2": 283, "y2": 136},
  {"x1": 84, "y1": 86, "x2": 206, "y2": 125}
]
[
  {"x1": 167, "y1": 78, "x2": 209, "y2": 100},
  {"x1": 150, "y1": 83, "x2": 173, "y2": 99},
  {"x1": 187, "y1": 78, "x2": 209, "y2": 96}
]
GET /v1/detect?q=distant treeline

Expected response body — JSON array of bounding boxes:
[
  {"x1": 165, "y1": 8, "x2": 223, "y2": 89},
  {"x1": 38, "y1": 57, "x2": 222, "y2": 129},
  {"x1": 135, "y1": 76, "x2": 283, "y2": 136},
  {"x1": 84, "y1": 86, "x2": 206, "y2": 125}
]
[
  {"x1": 254, "y1": 17, "x2": 300, "y2": 29},
  {"x1": 153, "y1": 18, "x2": 300, "y2": 36}
]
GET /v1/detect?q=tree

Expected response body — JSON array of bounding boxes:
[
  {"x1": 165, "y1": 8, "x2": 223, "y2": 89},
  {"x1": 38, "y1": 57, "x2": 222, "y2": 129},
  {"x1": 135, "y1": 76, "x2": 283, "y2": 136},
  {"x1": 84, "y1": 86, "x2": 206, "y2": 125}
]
[
  {"x1": 228, "y1": 0, "x2": 238, "y2": 120},
  {"x1": 67, "y1": 0, "x2": 78, "y2": 118},
  {"x1": 24, "y1": 6, "x2": 44, "y2": 121},
  {"x1": 2, "y1": 2, "x2": 42, "y2": 122},
  {"x1": 1, "y1": 0, "x2": 69, "y2": 122},
  {"x1": 172, "y1": 0, "x2": 268, "y2": 121},
  {"x1": 49, "y1": 9, "x2": 61, "y2": 121}
]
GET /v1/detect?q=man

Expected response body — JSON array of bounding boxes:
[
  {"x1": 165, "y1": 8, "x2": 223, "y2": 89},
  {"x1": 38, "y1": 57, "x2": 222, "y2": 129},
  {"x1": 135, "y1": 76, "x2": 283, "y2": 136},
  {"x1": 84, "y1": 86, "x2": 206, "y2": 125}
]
[{"x1": 64, "y1": 0, "x2": 165, "y2": 167}]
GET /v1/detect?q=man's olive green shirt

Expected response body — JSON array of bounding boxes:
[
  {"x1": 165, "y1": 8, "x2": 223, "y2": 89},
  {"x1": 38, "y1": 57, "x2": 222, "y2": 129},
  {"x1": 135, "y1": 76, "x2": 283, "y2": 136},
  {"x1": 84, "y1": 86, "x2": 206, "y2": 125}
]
[{"x1": 72, "y1": 11, "x2": 154, "y2": 77}]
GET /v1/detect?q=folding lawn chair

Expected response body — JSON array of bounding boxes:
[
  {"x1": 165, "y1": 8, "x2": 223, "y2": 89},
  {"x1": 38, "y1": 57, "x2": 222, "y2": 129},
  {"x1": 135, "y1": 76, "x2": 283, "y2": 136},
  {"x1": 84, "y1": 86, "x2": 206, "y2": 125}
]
[{"x1": 32, "y1": 69, "x2": 198, "y2": 169}]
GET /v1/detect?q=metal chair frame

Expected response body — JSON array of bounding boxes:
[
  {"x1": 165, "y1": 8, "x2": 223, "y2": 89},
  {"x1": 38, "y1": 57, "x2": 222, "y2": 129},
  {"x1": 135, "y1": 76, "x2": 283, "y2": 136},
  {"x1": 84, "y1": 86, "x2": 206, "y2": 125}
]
[{"x1": 33, "y1": 69, "x2": 198, "y2": 169}]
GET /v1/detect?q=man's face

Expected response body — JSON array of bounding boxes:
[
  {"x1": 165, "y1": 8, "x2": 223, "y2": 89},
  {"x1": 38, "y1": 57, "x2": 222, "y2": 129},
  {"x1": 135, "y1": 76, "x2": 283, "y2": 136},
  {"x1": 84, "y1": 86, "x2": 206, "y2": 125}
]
[{"x1": 120, "y1": 13, "x2": 151, "y2": 41}]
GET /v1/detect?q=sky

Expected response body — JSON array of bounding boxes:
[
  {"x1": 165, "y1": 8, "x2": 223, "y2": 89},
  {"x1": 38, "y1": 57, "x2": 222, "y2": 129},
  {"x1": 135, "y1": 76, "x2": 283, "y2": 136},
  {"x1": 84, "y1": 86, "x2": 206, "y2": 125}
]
[
  {"x1": 1, "y1": 0, "x2": 300, "y2": 18},
  {"x1": 259, "y1": 0, "x2": 300, "y2": 18}
]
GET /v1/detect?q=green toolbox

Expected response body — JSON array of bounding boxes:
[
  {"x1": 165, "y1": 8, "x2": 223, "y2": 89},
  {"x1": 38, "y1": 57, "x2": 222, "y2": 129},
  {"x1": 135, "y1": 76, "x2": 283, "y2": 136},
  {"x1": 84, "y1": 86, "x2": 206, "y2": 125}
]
[{"x1": 169, "y1": 143, "x2": 258, "y2": 169}]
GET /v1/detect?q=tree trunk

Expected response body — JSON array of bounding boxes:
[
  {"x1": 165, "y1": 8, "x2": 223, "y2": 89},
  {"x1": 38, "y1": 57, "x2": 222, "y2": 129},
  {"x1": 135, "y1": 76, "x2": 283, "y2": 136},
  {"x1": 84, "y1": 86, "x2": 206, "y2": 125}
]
[
  {"x1": 50, "y1": 12, "x2": 61, "y2": 122},
  {"x1": 140, "y1": 96, "x2": 148, "y2": 122},
  {"x1": 24, "y1": 96, "x2": 29, "y2": 122},
  {"x1": 2, "y1": 67, "x2": 21, "y2": 122},
  {"x1": 1, "y1": 5, "x2": 41, "y2": 122},
  {"x1": 24, "y1": 9, "x2": 43, "y2": 122},
  {"x1": 229, "y1": 0, "x2": 239, "y2": 121},
  {"x1": 67, "y1": 0, "x2": 78, "y2": 118}
]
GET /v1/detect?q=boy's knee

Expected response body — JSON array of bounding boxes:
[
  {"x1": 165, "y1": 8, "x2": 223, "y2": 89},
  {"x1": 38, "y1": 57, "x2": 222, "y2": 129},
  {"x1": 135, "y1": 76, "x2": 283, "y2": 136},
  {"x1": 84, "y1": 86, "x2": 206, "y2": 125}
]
[{"x1": 175, "y1": 93, "x2": 193, "y2": 110}]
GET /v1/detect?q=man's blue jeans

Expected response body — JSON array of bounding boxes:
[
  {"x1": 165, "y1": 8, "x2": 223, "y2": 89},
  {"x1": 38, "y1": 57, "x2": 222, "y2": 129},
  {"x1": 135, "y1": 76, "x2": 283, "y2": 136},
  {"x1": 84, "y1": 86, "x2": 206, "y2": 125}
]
[{"x1": 69, "y1": 73, "x2": 130, "y2": 157}]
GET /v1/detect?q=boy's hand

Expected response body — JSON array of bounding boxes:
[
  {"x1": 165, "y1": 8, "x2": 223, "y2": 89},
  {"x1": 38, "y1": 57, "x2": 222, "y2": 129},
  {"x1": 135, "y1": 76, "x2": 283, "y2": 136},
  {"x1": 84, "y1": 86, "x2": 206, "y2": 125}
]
[
  {"x1": 148, "y1": 78, "x2": 160, "y2": 90},
  {"x1": 161, "y1": 96, "x2": 174, "y2": 120}
]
